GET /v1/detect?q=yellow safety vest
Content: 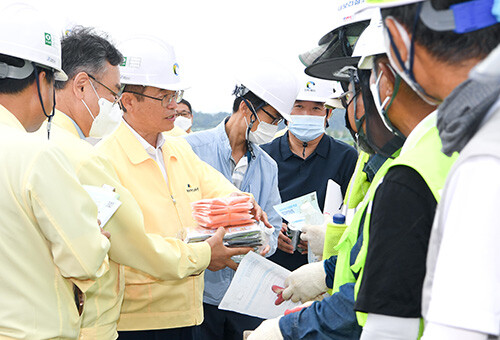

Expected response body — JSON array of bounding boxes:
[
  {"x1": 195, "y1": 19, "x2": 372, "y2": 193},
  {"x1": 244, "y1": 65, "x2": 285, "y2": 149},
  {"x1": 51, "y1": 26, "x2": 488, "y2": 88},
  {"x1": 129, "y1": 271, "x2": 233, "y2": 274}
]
[{"x1": 351, "y1": 124, "x2": 457, "y2": 335}]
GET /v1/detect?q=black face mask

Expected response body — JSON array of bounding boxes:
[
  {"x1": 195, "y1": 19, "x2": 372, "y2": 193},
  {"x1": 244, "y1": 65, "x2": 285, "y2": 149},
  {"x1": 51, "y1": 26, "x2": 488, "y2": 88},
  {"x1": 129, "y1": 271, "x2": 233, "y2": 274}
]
[{"x1": 357, "y1": 69, "x2": 405, "y2": 158}]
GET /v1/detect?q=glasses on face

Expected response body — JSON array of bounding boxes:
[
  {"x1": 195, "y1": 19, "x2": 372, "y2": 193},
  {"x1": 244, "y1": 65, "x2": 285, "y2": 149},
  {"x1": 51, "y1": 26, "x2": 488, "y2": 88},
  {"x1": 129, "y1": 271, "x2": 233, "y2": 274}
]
[
  {"x1": 124, "y1": 90, "x2": 184, "y2": 108},
  {"x1": 176, "y1": 110, "x2": 192, "y2": 117},
  {"x1": 260, "y1": 106, "x2": 283, "y2": 125},
  {"x1": 88, "y1": 74, "x2": 124, "y2": 102}
]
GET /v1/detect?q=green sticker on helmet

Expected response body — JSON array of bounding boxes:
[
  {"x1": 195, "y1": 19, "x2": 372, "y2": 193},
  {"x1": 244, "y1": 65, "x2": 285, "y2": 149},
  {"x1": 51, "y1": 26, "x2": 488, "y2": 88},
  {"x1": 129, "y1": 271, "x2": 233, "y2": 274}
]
[{"x1": 44, "y1": 33, "x2": 52, "y2": 46}]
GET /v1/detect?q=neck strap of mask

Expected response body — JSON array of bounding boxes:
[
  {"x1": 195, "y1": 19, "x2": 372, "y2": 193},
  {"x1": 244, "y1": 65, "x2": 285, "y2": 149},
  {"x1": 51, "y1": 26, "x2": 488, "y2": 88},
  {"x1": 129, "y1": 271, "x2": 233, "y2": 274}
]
[{"x1": 34, "y1": 66, "x2": 56, "y2": 139}]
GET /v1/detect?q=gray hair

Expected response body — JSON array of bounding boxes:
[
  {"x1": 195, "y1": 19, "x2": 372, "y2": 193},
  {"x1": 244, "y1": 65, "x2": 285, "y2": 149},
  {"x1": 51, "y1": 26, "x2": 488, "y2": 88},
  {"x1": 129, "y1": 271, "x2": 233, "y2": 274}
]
[{"x1": 55, "y1": 26, "x2": 123, "y2": 89}]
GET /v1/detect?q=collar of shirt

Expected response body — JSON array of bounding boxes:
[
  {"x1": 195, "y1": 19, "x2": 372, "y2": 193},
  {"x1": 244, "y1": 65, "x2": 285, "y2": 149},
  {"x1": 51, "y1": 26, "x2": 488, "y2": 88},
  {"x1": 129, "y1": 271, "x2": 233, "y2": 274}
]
[
  {"x1": 61, "y1": 112, "x2": 86, "y2": 139},
  {"x1": 401, "y1": 110, "x2": 438, "y2": 155},
  {"x1": 123, "y1": 119, "x2": 168, "y2": 181},
  {"x1": 279, "y1": 131, "x2": 329, "y2": 160},
  {"x1": 219, "y1": 117, "x2": 253, "y2": 164},
  {"x1": 123, "y1": 119, "x2": 166, "y2": 155},
  {"x1": 0, "y1": 104, "x2": 28, "y2": 130}
]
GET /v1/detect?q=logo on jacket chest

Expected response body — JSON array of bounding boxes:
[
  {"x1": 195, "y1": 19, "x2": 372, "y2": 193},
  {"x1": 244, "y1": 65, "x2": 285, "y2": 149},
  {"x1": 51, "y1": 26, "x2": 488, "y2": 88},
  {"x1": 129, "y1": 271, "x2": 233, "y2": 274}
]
[{"x1": 186, "y1": 183, "x2": 200, "y2": 193}]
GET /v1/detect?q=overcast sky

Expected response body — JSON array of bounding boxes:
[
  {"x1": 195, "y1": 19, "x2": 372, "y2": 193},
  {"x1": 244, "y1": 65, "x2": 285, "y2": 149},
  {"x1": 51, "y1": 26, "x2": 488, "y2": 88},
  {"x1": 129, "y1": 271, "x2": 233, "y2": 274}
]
[{"x1": 20, "y1": 0, "x2": 338, "y2": 113}]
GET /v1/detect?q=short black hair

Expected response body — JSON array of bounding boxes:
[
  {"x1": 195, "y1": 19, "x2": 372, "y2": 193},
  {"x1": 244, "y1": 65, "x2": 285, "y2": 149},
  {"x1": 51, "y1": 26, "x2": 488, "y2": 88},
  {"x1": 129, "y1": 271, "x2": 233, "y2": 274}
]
[
  {"x1": 381, "y1": 0, "x2": 500, "y2": 64},
  {"x1": 232, "y1": 91, "x2": 266, "y2": 113},
  {"x1": 55, "y1": 26, "x2": 123, "y2": 90},
  {"x1": 179, "y1": 98, "x2": 192, "y2": 113},
  {"x1": 0, "y1": 54, "x2": 54, "y2": 94}
]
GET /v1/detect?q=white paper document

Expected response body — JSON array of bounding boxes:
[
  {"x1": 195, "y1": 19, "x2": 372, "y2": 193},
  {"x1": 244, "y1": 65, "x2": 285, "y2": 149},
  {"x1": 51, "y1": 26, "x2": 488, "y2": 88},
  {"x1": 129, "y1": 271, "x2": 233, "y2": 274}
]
[
  {"x1": 219, "y1": 251, "x2": 301, "y2": 319},
  {"x1": 273, "y1": 192, "x2": 322, "y2": 230},
  {"x1": 83, "y1": 185, "x2": 122, "y2": 227},
  {"x1": 323, "y1": 179, "x2": 343, "y2": 216}
]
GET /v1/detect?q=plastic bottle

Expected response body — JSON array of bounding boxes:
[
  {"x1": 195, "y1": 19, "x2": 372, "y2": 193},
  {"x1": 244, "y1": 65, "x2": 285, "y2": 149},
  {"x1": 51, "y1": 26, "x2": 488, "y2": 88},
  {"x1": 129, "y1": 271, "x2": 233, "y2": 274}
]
[
  {"x1": 332, "y1": 213, "x2": 346, "y2": 225},
  {"x1": 323, "y1": 213, "x2": 347, "y2": 259}
]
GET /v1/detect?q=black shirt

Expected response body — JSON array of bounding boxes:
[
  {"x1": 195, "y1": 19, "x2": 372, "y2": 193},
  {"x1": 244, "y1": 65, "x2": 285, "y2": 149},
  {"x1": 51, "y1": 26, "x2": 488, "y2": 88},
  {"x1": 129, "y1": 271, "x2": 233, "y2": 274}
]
[
  {"x1": 355, "y1": 165, "x2": 437, "y2": 318},
  {"x1": 261, "y1": 132, "x2": 358, "y2": 271}
]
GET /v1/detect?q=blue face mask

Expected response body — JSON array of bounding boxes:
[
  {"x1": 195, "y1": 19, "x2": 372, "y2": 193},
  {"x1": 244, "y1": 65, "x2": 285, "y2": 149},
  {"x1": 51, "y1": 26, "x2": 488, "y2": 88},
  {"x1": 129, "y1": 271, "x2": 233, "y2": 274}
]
[{"x1": 289, "y1": 115, "x2": 326, "y2": 142}]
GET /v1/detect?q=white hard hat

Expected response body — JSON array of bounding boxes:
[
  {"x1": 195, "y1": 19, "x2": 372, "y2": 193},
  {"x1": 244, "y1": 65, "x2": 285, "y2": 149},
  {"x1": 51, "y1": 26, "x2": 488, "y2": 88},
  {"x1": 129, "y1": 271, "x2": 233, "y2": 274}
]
[
  {"x1": 300, "y1": 3, "x2": 379, "y2": 81},
  {"x1": 118, "y1": 35, "x2": 188, "y2": 91},
  {"x1": 0, "y1": 3, "x2": 67, "y2": 81},
  {"x1": 353, "y1": 9, "x2": 385, "y2": 70},
  {"x1": 234, "y1": 60, "x2": 299, "y2": 122},
  {"x1": 296, "y1": 74, "x2": 339, "y2": 103},
  {"x1": 325, "y1": 81, "x2": 348, "y2": 109}
]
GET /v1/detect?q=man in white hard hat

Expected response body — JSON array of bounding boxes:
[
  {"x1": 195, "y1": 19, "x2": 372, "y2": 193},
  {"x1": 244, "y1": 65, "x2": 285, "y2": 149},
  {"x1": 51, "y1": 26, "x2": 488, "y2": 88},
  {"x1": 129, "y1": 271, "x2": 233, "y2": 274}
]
[
  {"x1": 183, "y1": 60, "x2": 296, "y2": 340},
  {"x1": 360, "y1": 0, "x2": 500, "y2": 339},
  {"x1": 0, "y1": 4, "x2": 110, "y2": 338},
  {"x1": 97, "y1": 36, "x2": 269, "y2": 340},
  {"x1": 49, "y1": 26, "x2": 249, "y2": 340},
  {"x1": 262, "y1": 75, "x2": 358, "y2": 272}
]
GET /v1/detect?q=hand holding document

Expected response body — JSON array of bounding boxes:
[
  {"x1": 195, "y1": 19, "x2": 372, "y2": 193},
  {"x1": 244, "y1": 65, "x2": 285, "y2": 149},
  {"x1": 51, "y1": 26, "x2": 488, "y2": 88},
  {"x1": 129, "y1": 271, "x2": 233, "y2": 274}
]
[
  {"x1": 219, "y1": 251, "x2": 301, "y2": 319},
  {"x1": 82, "y1": 185, "x2": 121, "y2": 227}
]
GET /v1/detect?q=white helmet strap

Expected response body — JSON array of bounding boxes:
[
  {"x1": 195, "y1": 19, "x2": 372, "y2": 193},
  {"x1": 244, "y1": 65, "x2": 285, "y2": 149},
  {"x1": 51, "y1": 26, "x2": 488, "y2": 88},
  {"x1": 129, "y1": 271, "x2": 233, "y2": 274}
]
[{"x1": 0, "y1": 59, "x2": 34, "y2": 79}]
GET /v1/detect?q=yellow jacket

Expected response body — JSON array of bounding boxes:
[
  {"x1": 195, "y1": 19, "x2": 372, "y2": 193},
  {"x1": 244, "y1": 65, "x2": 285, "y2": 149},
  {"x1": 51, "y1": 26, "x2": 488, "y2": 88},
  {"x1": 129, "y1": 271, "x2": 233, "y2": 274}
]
[
  {"x1": 97, "y1": 122, "x2": 238, "y2": 330},
  {"x1": 50, "y1": 112, "x2": 213, "y2": 338},
  {"x1": 0, "y1": 105, "x2": 110, "y2": 339}
]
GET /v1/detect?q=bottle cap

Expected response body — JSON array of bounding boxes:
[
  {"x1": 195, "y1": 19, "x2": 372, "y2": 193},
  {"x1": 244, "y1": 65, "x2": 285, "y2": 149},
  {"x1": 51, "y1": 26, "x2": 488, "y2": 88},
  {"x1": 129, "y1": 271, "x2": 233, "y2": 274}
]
[{"x1": 332, "y1": 213, "x2": 346, "y2": 224}]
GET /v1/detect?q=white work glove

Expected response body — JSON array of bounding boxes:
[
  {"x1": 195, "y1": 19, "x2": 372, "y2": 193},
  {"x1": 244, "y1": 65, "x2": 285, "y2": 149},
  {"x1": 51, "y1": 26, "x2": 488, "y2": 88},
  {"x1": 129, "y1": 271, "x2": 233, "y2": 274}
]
[
  {"x1": 247, "y1": 317, "x2": 283, "y2": 340},
  {"x1": 300, "y1": 222, "x2": 327, "y2": 257},
  {"x1": 282, "y1": 260, "x2": 327, "y2": 303}
]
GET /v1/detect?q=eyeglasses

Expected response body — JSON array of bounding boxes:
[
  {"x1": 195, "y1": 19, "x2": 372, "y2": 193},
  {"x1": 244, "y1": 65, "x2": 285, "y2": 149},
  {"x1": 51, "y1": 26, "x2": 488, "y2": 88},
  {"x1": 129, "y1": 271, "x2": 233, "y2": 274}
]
[
  {"x1": 260, "y1": 106, "x2": 283, "y2": 125},
  {"x1": 124, "y1": 89, "x2": 184, "y2": 108},
  {"x1": 176, "y1": 110, "x2": 192, "y2": 117},
  {"x1": 88, "y1": 74, "x2": 124, "y2": 102}
]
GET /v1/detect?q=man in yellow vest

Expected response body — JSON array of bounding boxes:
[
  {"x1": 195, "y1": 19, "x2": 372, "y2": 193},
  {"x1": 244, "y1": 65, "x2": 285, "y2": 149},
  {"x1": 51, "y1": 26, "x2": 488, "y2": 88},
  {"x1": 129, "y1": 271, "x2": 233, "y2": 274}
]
[
  {"x1": 0, "y1": 4, "x2": 110, "y2": 338},
  {"x1": 97, "y1": 35, "x2": 270, "y2": 340},
  {"x1": 48, "y1": 27, "x2": 254, "y2": 339},
  {"x1": 249, "y1": 11, "x2": 405, "y2": 339},
  {"x1": 251, "y1": 7, "x2": 451, "y2": 338},
  {"x1": 363, "y1": 0, "x2": 500, "y2": 339}
]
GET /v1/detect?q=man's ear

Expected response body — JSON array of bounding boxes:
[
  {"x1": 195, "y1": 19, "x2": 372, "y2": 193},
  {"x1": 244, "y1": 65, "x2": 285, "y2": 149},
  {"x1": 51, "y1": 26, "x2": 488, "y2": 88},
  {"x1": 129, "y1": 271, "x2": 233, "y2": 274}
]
[
  {"x1": 384, "y1": 17, "x2": 410, "y2": 67},
  {"x1": 72, "y1": 72, "x2": 89, "y2": 100},
  {"x1": 120, "y1": 92, "x2": 135, "y2": 113},
  {"x1": 378, "y1": 62, "x2": 396, "y2": 98},
  {"x1": 239, "y1": 99, "x2": 253, "y2": 119}
]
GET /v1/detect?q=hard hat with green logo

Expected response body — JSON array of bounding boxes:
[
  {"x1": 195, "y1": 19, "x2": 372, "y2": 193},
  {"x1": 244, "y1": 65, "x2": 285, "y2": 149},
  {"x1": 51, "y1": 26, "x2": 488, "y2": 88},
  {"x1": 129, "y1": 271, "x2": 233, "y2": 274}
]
[
  {"x1": 234, "y1": 60, "x2": 299, "y2": 122},
  {"x1": 118, "y1": 35, "x2": 188, "y2": 91},
  {"x1": 0, "y1": 3, "x2": 67, "y2": 81},
  {"x1": 298, "y1": 0, "x2": 378, "y2": 82}
]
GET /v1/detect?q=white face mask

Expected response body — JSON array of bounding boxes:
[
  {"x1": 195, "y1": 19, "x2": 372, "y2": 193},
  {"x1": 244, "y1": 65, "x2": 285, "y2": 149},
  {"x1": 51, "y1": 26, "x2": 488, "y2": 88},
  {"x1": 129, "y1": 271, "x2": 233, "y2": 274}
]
[
  {"x1": 245, "y1": 115, "x2": 278, "y2": 145},
  {"x1": 174, "y1": 115, "x2": 192, "y2": 132},
  {"x1": 370, "y1": 70, "x2": 394, "y2": 133},
  {"x1": 81, "y1": 80, "x2": 123, "y2": 138},
  {"x1": 383, "y1": 17, "x2": 440, "y2": 106}
]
